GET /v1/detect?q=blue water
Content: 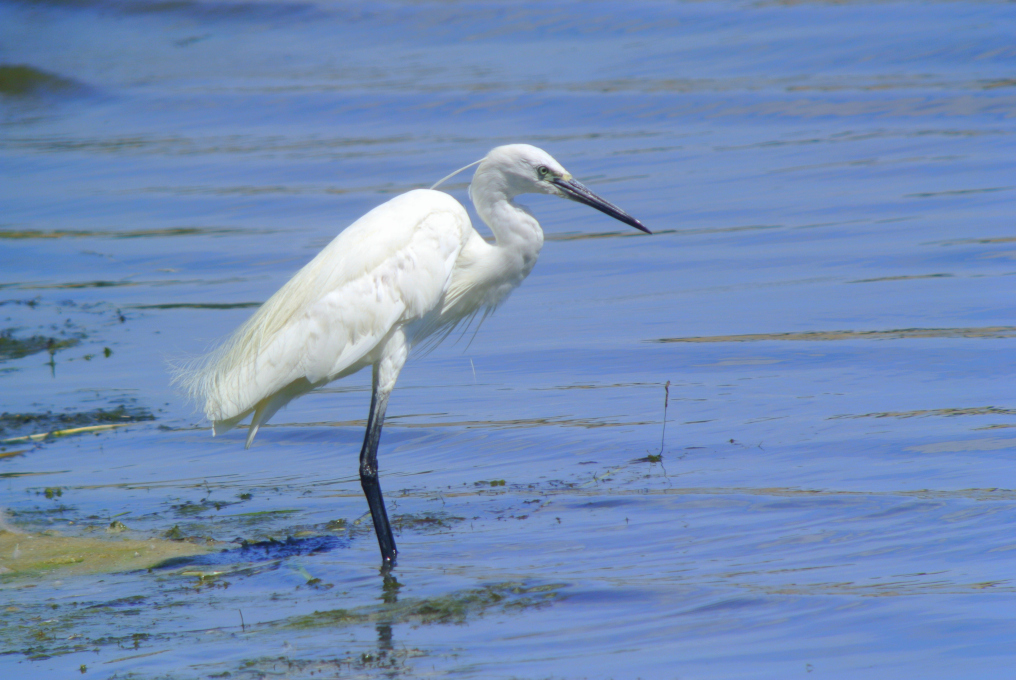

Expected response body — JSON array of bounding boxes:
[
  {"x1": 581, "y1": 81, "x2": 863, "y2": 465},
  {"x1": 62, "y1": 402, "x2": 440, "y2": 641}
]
[{"x1": 2, "y1": 1, "x2": 1015, "y2": 677}]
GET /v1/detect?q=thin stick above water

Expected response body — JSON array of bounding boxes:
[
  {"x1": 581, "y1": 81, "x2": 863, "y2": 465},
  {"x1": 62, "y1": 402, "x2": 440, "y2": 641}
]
[{"x1": 660, "y1": 380, "x2": 670, "y2": 455}]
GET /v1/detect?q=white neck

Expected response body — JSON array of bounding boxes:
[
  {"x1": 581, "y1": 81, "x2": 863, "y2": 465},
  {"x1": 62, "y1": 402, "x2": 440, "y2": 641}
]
[
  {"x1": 431, "y1": 168, "x2": 545, "y2": 320},
  {"x1": 469, "y1": 165, "x2": 544, "y2": 264}
]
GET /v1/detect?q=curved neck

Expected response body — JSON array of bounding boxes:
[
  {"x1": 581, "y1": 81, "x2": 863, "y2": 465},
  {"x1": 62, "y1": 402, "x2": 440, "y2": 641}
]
[
  {"x1": 469, "y1": 167, "x2": 544, "y2": 256},
  {"x1": 430, "y1": 165, "x2": 548, "y2": 321}
]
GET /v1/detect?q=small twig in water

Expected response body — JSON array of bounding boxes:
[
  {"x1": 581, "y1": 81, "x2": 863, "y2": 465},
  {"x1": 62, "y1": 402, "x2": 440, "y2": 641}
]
[
  {"x1": 659, "y1": 380, "x2": 671, "y2": 455},
  {"x1": 238, "y1": 609, "x2": 245, "y2": 633}
]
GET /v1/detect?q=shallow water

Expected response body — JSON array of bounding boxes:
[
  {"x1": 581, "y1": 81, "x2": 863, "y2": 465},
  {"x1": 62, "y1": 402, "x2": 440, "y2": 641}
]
[{"x1": 2, "y1": 0, "x2": 1015, "y2": 677}]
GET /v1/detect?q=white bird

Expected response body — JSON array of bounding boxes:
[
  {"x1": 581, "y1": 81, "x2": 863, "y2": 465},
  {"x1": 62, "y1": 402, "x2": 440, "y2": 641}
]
[{"x1": 182, "y1": 144, "x2": 649, "y2": 567}]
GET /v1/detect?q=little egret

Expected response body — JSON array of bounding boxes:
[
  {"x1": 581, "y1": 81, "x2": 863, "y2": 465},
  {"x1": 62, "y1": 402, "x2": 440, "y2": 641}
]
[{"x1": 183, "y1": 144, "x2": 649, "y2": 566}]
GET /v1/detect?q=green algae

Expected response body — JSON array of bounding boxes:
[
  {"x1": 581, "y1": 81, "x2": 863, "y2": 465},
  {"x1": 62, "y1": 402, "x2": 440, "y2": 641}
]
[
  {"x1": 0, "y1": 529, "x2": 212, "y2": 579},
  {"x1": 391, "y1": 511, "x2": 465, "y2": 533},
  {"x1": 284, "y1": 581, "x2": 563, "y2": 630},
  {"x1": 0, "y1": 331, "x2": 79, "y2": 363},
  {"x1": 0, "y1": 65, "x2": 78, "y2": 97},
  {"x1": 0, "y1": 405, "x2": 154, "y2": 441},
  {"x1": 0, "y1": 566, "x2": 563, "y2": 663},
  {"x1": 222, "y1": 650, "x2": 422, "y2": 678}
]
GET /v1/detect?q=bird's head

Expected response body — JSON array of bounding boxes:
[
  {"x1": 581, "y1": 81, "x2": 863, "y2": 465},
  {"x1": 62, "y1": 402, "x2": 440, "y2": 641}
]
[
  {"x1": 474, "y1": 144, "x2": 651, "y2": 234},
  {"x1": 478, "y1": 144, "x2": 570, "y2": 196}
]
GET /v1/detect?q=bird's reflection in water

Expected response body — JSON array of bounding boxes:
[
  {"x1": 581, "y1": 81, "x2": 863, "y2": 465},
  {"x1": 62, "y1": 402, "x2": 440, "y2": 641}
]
[{"x1": 376, "y1": 572, "x2": 402, "y2": 654}]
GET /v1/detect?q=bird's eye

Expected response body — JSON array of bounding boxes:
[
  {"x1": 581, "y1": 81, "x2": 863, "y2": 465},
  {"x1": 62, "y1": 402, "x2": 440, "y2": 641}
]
[{"x1": 537, "y1": 165, "x2": 550, "y2": 178}]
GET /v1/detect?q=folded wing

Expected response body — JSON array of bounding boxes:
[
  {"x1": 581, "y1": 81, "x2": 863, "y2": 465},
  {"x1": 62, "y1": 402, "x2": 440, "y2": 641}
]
[{"x1": 180, "y1": 190, "x2": 470, "y2": 446}]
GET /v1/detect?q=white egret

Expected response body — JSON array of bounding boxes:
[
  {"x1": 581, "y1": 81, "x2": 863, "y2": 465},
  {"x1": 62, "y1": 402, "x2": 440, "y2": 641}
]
[{"x1": 182, "y1": 144, "x2": 650, "y2": 566}]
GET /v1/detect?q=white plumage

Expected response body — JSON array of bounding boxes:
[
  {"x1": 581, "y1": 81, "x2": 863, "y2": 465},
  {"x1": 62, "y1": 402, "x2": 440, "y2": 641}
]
[
  {"x1": 190, "y1": 190, "x2": 472, "y2": 445},
  {"x1": 179, "y1": 143, "x2": 649, "y2": 565}
]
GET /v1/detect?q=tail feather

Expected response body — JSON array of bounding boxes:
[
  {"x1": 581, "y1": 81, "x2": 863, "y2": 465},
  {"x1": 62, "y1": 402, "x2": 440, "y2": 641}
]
[
  {"x1": 244, "y1": 398, "x2": 274, "y2": 450},
  {"x1": 244, "y1": 422, "x2": 261, "y2": 450},
  {"x1": 212, "y1": 412, "x2": 248, "y2": 437},
  {"x1": 243, "y1": 378, "x2": 315, "y2": 449}
]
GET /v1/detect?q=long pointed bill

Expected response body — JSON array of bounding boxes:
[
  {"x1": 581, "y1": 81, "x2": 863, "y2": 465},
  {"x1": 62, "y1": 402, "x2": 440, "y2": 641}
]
[{"x1": 551, "y1": 177, "x2": 651, "y2": 234}]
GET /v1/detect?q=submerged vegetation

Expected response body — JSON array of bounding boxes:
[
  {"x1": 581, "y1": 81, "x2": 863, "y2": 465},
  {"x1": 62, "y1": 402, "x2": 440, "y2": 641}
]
[
  {"x1": 0, "y1": 64, "x2": 79, "y2": 97},
  {"x1": 0, "y1": 331, "x2": 79, "y2": 363},
  {"x1": 284, "y1": 581, "x2": 563, "y2": 629},
  {"x1": 0, "y1": 529, "x2": 212, "y2": 579},
  {"x1": 0, "y1": 520, "x2": 563, "y2": 666},
  {"x1": 0, "y1": 405, "x2": 154, "y2": 442},
  {"x1": 0, "y1": 577, "x2": 563, "y2": 666}
]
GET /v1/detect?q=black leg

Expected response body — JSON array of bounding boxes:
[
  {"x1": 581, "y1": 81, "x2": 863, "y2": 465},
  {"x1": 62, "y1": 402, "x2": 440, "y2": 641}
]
[{"x1": 360, "y1": 365, "x2": 397, "y2": 567}]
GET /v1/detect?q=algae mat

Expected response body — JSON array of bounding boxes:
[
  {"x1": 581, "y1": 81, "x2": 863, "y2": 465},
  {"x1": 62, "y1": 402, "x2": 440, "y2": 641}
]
[{"x1": 0, "y1": 530, "x2": 212, "y2": 579}]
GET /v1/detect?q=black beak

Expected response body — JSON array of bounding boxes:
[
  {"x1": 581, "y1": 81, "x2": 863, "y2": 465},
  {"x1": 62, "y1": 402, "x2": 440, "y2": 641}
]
[{"x1": 551, "y1": 177, "x2": 651, "y2": 234}]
